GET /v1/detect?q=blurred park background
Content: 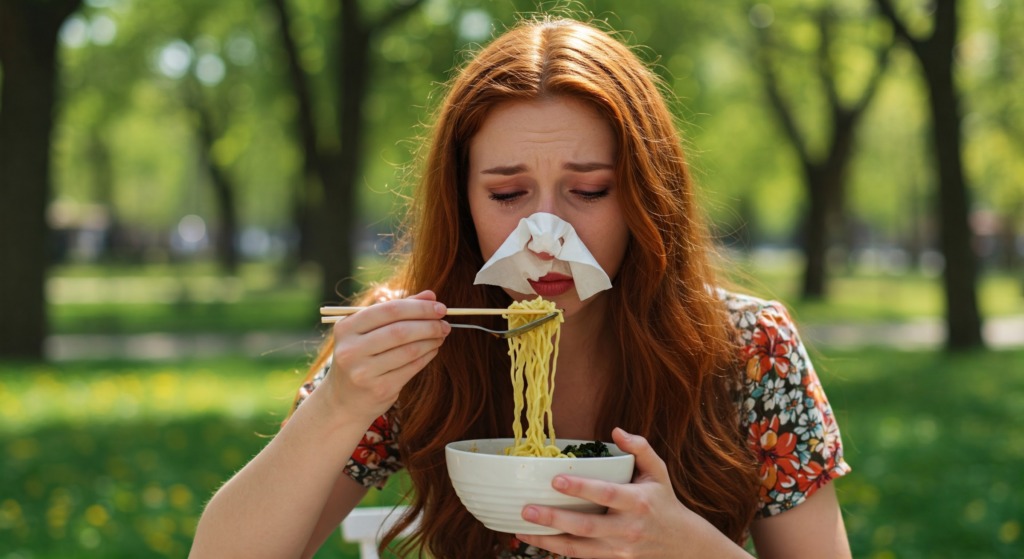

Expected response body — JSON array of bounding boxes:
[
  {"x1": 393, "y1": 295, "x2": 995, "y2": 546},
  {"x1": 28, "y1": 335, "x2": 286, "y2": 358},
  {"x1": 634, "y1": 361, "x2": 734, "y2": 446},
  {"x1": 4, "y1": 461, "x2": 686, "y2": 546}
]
[{"x1": 1, "y1": 0, "x2": 1022, "y2": 557}]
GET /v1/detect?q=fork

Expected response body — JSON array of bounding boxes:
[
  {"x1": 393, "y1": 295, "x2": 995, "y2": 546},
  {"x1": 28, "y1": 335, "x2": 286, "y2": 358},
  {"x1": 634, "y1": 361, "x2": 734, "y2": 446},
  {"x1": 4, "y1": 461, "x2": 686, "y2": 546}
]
[
  {"x1": 319, "y1": 307, "x2": 561, "y2": 339},
  {"x1": 447, "y1": 312, "x2": 560, "y2": 339}
]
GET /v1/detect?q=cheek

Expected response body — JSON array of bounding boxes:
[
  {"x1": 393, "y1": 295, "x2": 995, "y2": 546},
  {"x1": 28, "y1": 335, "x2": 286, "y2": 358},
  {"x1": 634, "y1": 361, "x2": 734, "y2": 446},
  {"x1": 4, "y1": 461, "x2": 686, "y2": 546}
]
[
  {"x1": 470, "y1": 207, "x2": 508, "y2": 260},
  {"x1": 578, "y1": 221, "x2": 631, "y2": 279}
]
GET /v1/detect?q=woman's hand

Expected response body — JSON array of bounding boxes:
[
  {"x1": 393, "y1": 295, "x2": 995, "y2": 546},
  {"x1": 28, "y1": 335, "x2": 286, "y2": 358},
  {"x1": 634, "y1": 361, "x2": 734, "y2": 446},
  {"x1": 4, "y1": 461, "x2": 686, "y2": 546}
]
[
  {"x1": 323, "y1": 290, "x2": 450, "y2": 424},
  {"x1": 515, "y1": 428, "x2": 750, "y2": 559}
]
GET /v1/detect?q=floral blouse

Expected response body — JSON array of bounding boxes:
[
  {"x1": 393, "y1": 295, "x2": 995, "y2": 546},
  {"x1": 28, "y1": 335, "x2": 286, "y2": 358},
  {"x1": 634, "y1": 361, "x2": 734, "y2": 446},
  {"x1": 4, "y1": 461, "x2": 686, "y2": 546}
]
[{"x1": 291, "y1": 290, "x2": 851, "y2": 557}]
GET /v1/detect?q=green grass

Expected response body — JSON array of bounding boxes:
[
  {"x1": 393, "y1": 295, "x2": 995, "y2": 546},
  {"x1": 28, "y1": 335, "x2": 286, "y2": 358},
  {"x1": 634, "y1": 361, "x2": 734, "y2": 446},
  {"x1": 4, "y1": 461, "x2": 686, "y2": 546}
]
[
  {"x1": 46, "y1": 261, "x2": 387, "y2": 335},
  {"x1": 0, "y1": 356, "x2": 404, "y2": 559},
  {"x1": 2, "y1": 350, "x2": 1022, "y2": 557},
  {"x1": 48, "y1": 261, "x2": 1024, "y2": 337},
  {"x1": 725, "y1": 259, "x2": 1024, "y2": 324},
  {"x1": 817, "y1": 349, "x2": 1024, "y2": 559}
]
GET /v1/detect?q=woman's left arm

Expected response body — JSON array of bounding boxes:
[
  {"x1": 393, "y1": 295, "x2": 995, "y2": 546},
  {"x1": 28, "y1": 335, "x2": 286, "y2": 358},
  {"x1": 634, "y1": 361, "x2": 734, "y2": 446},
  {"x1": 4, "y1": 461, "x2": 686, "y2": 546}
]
[
  {"x1": 749, "y1": 483, "x2": 851, "y2": 559},
  {"x1": 515, "y1": 428, "x2": 752, "y2": 559}
]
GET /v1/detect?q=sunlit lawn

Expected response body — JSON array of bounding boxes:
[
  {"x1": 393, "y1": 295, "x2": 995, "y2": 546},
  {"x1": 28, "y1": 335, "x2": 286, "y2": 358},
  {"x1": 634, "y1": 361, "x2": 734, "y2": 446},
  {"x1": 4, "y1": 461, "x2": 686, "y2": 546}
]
[
  {"x1": 47, "y1": 261, "x2": 1024, "y2": 336},
  {"x1": 47, "y1": 260, "x2": 391, "y2": 335},
  {"x1": 724, "y1": 254, "x2": 1024, "y2": 323},
  {"x1": 0, "y1": 356, "x2": 405, "y2": 559},
  {"x1": 2, "y1": 350, "x2": 1022, "y2": 558}
]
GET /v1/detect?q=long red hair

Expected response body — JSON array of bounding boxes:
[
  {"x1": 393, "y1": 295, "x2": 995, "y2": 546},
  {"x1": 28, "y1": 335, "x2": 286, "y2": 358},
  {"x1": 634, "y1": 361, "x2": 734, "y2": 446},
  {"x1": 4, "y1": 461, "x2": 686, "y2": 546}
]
[{"x1": 300, "y1": 16, "x2": 760, "y2": 557}]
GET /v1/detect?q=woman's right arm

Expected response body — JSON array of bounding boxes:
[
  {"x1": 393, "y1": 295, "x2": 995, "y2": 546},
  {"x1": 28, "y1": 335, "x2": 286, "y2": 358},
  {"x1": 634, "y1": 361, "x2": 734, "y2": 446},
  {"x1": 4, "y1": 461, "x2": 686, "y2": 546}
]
[{"x1": 190, "y1": 291, "x2": 450, "y2": 559}]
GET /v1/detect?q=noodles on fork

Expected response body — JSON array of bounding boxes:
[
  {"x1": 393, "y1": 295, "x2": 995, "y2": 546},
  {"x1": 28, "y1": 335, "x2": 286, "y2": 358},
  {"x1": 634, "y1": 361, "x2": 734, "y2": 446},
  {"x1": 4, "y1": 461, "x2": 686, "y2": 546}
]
[{"x1": 504, "y1": 297, "x2": 566, "y2": 457}]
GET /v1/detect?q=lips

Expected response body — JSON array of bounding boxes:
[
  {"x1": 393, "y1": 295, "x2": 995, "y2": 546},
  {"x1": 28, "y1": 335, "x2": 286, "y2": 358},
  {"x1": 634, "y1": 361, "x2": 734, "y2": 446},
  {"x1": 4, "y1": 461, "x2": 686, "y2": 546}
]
[{"x1": 528, "y1": 273, "x2": 575, "y2": 297}]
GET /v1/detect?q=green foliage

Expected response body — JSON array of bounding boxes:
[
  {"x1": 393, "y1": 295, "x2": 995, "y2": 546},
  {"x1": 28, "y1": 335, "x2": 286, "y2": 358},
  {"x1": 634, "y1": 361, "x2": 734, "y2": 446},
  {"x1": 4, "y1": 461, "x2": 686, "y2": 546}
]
[{"x1": 46, "y1": 0, "x2": 1024, "y2": 260}]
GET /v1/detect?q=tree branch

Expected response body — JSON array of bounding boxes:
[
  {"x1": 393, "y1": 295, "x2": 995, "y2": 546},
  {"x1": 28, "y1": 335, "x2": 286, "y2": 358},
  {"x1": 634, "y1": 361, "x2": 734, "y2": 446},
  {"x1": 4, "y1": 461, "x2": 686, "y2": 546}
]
[
  {"x1": 751, "y1": 23, "x2": 812, "y2": 163},
  {"x1": 374, "y1": 0, "x2": 427, "y2": 33},
  {"x1": 817, "y1": 9, "x2": 842, "y2": 115},
  {"x1": 850, "y1": 34, "x2": 894, "y2": 116},
  {"x1": 268, "y1": 0, "x2": 322, "y2": 178},
  {"x1": 873, "y1": 0, "x2": 918, "y2": 45}
]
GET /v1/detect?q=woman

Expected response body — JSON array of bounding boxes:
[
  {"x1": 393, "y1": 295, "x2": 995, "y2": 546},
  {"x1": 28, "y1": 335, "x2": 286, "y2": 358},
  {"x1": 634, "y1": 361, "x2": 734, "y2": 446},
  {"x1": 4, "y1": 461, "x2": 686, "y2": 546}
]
[{"x1": 191, "y1": 16, "x2": 851, "y2": 559}]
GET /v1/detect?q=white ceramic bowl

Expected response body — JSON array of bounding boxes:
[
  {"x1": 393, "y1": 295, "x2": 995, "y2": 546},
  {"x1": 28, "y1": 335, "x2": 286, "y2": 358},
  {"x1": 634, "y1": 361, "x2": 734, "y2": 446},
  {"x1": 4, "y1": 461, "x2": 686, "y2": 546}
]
[{"x1": 445, "y1": 438, "x2": 635, "y2": 535}]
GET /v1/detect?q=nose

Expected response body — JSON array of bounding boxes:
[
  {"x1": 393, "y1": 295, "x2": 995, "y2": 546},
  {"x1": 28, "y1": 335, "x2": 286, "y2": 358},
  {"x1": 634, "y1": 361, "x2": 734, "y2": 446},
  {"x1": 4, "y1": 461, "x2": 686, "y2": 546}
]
[
  {"x1": 532, "y1": 187, "x2": 563, "y2": 218},
  {"x1": 525, "y1": 192, "x2": 567, "y2": 259},
  {"x1": 527, "y1": 233, "x2": 564, "y2": 260}
]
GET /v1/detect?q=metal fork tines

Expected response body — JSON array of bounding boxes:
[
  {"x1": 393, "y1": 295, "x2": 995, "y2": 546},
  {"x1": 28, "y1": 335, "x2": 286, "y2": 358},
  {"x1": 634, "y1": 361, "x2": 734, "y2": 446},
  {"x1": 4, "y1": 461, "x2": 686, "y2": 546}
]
[{"x1": 448, "y1": 312, "x2": 560, "y2": 339}]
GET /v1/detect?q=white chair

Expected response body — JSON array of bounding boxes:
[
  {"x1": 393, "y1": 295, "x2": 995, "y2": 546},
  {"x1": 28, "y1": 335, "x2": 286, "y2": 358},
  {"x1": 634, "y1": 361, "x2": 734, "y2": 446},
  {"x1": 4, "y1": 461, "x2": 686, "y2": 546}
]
[{"x1": 340, "y1": 506, "x2": 418, "y2": 559}]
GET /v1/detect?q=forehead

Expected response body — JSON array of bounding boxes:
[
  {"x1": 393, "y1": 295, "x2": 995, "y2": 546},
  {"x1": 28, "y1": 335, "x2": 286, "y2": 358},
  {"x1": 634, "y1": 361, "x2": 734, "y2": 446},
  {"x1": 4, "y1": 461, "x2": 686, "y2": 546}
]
[{"x1": 469, "y1": 97, "x2": 615, "y2": 163}]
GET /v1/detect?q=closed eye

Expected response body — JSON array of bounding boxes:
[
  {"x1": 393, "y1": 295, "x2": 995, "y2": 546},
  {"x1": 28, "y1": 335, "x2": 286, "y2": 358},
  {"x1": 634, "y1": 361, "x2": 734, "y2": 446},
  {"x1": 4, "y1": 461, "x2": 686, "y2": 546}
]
[
  {"x1": 573, "y1": 188, "x2": 610, "y2": 202},
  {"x1": 488, "y1": 191, "x2": 525, "y2": 204}
]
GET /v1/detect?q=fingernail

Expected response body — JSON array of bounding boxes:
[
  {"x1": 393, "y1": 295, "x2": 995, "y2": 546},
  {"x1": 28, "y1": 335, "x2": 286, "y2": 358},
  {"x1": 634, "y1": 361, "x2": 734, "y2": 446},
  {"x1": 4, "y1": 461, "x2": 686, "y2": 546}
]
[
  {"x1": 441, "y1": 321, "x2": 451, "y2": 335},
  {"x1": 552, "y1": 476, "x2": 568, "y2": 490},
  {"x1": 522, "y1": 506, "x2": 538, "y2": 521},
  {"x1": 434, "y1": 302, "x2": 446, "y2": 316},
  {"x1": 616, "y1": 427, "x2": 633, "y2": 441}
]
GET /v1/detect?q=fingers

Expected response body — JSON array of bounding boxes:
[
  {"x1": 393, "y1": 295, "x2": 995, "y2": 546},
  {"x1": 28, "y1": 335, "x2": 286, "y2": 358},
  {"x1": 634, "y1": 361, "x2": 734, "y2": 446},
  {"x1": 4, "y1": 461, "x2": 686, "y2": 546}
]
[
  {"x1": 331, "y1": 288, "x2": 448, "y2": 358},
  {"x1": 325, "y1": 291, "x2": 451, "y2": 419},
  {"x1": 516, "y1": 432, "x2": 691, "y2": 557},
  {"x1": 515, "y1": 531, "x2": 593, "y2": 559},
  {"x1": 333, "y1": 290, "x2": 447, "y2": 337},
  {"x1": 612, "y1": 427, "x2": 670, "y2": 484},
  {"x1": 517, "y1": 505, "x2": 621, "y2": 559},
  {"x1": 522, "y1": 502, "x2": 607, "y2": 538},
  {"x1": 542, "y1": 472, "x2": 634, "y2": 513},
  {"x1": 355, "y1": 330, "x2": 449, "y2": 380}
]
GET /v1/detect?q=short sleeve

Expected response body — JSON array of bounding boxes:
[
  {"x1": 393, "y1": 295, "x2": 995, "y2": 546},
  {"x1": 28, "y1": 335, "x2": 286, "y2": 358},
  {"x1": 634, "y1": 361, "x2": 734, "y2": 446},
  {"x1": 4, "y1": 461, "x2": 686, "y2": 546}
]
[
  {"x1": 288, "y1": 359, "x2": 404, "y2": 489},
  {"x1": 724, "y1": 292, "x2": 852, "y2": 518}
]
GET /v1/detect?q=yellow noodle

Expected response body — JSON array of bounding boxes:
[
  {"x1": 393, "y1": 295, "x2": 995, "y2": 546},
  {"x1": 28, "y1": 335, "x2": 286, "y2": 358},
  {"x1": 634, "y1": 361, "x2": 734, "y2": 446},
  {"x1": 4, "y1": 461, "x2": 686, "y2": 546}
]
[{"x1": 504, "y1": 297, "x2": 565, "y2": 457}]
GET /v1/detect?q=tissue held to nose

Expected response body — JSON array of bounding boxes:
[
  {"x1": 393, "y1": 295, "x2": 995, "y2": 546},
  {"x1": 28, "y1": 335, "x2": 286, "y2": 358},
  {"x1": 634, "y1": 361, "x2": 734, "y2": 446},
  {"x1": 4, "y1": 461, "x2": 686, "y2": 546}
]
[{"x1": 473, "y1": 212, "x2": 612, "y2": 301}]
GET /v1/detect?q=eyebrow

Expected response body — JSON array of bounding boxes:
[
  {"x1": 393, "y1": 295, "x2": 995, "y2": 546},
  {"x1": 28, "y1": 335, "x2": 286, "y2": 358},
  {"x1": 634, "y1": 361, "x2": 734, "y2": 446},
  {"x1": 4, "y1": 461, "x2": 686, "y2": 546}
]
[
  {"x1": 479, "y1": 161, "x2": 613, "y2": 175},
  {"x1": 564, "y1": 161, "x2": 613, "y2": 173}
]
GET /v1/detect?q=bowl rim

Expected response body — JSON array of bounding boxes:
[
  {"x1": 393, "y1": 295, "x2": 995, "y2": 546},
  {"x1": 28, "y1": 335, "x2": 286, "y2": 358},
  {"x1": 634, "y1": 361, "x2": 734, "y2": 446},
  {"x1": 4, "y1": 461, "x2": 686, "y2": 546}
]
[{"x1": 445, "y1": 437, "x2": 633, "y2": 462}]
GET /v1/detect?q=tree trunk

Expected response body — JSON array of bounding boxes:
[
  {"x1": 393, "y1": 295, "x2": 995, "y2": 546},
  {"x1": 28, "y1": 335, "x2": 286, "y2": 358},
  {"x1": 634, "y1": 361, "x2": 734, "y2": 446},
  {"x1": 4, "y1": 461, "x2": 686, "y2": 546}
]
[
  {"x1": 319, "y1": 1, "x2": 370, "y2": 303},
  {"x1": 191, "y1": 96, "x2": 240, "y2": 275},
  {"x1": 800, "y1": 167, "x2": 831, "y2": 299},
  {"x1": 799, "y1": 108, "x2": 858, "y2": 300},
  {"x1": 268, "y1": 0, "x2": 424, "y2": 301},
  {"x1": 268, "y1": 0, "x2": 323, "y2": 269},
  {"x1": 923, "y1": 61, "x2": 984, "y2": 349},
  {"x1": 875, "y1": 0, "x2": 984, "y2": 351},
  {"x1": 752, "y1": 9, "x2": 890, "y2": 301},
  {"x1": 916, "y1": 2, "x2": 984, "y2": 350},
  {"x1": 85, "y1": 129, "x2": 122, "y2": 259},
  {"x1": 0, "y1": 0, "x2": 82, "y2": 359}
]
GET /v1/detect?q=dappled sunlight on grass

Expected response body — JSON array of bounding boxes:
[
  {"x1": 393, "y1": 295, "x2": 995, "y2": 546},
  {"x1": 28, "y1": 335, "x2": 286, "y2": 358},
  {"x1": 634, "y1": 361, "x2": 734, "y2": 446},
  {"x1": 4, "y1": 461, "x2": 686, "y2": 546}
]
[
  {"x1": 2, "y1": 350, "x2": 1021, "y2": 557},
  {"x1": 46, "y1": 260, "x2": 392, "y2": 335},
  {"x1": 0, "y1": 357, "x2": 371, "y2": 558},
  {"x1": 725, "y1": 257, "x2": 1024, "y2": 323},
  {"x1": 818, "y1": 350, "x2": 1024, "y2": 558},
  {"x1": 0, "y1": 359, "x2": 302, "y2": 432}
]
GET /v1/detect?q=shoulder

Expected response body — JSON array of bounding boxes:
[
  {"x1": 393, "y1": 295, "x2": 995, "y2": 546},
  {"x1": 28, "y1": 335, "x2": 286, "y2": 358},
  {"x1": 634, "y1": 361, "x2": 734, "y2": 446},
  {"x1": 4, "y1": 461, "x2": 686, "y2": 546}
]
[
  {"x1": 717, "y1": 288, "x2": 797, "y2": 344},
  {"x1": 716, "y1": 288, "x2": 852, "y2": 517},
  {"x1": 717, "y1": 288, "x2": 804, "y2": 381}
]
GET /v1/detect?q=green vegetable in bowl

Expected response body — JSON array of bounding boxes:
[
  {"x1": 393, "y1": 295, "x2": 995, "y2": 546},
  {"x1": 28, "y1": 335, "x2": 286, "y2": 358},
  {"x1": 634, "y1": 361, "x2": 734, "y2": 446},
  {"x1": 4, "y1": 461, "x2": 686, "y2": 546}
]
[{"x1": 561, "y1": 441, "x2": 612, "y2": 458}]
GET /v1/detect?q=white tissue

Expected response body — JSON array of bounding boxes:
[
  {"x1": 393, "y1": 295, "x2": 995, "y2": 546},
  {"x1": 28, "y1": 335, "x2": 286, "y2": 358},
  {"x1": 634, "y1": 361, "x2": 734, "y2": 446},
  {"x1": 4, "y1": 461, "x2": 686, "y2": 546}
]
[{"x1": 473, "y1": 212, "x2": 612, "y2": 301}]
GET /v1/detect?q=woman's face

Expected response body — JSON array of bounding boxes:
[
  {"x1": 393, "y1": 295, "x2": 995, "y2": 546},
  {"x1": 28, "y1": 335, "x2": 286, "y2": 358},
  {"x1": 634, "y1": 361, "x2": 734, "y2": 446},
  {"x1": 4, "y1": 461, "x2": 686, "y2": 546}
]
[{"x1": 467, "y1": 97, "x2": 631, "y2": 316}]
